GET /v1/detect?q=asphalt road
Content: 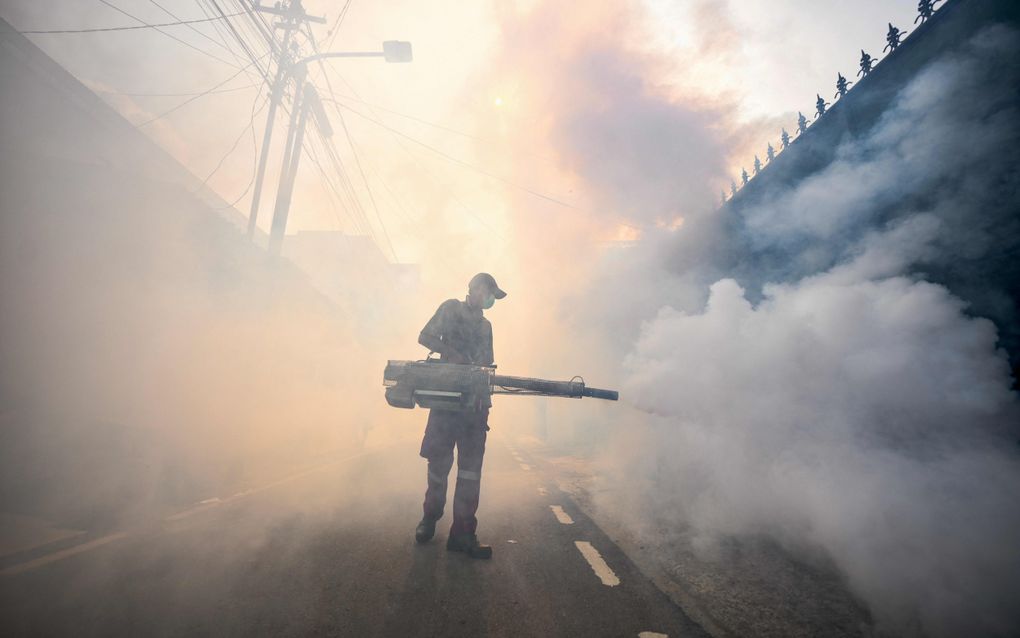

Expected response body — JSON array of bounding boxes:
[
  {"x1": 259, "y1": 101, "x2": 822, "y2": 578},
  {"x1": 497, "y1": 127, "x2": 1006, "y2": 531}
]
[{"x1": 0, "y1": 433, "x2": 709, "y2": 638}]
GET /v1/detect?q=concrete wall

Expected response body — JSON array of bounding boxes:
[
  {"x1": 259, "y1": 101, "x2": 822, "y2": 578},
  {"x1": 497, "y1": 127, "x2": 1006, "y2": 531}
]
[{"x1": 0, "y1": 18, "x2": 375, "y2": 528}]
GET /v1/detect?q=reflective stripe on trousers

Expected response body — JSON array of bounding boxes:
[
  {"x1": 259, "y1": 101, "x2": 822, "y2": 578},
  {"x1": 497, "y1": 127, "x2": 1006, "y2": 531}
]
[
  {"x1": 420, "y1": 409, "x2": 488, "y2": 535},
  {"x1": 422, "y1": 456, "x2": 484, "y2": 535}
]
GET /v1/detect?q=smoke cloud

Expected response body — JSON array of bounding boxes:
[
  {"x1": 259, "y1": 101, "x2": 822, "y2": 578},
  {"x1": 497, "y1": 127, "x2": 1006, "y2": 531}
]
[
  {"x1": 4, "y1": 2, "x2": 1019, "y2": 636},
  {"x1": 574, "y1": 24, "x2": 1020, "y2": 637}
]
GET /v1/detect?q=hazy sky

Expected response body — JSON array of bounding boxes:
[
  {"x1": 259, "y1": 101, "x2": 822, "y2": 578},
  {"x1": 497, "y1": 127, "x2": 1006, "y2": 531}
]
[{"x1": 2, "y1": 0, "x2": 922, "y2": 269}]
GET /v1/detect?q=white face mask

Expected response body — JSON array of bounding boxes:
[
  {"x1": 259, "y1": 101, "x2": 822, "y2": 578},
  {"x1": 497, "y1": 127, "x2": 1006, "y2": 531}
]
[{"x1": 481, "y1": 294, "x2": 495, "y2": 310}]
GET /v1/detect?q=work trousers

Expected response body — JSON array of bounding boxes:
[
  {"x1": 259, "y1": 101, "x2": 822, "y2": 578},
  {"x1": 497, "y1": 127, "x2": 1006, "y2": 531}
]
[{"x1": 419, "y1": 407, "x2": 488, "y2": 536}]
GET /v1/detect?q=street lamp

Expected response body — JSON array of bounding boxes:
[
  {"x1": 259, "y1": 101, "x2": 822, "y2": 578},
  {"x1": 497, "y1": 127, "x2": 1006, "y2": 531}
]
[
  {"x1": 253, "y1": 41, "x2": 412, "y2": 255},
  {"x1": 289, "y1": 41, "x2": 414, "y2": 68},
  {"x1": 383, "y1": 40, "x2": 413, "y2": 63}
]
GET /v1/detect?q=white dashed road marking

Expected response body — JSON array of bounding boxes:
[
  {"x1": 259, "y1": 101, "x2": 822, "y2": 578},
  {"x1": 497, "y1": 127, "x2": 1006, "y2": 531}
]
[
  {"x1": 574, "y1": 541, "x2": 620, "y2": 587},
  {"x1": 549, "y1": 505, "x2": 574, "y2": 525},
  {"x1": 537, "y1": 486, "x2": 548, "y2": 496},
  {"x1": 638, "y1": 633, "x2": 668, "y2": 638},
  {"x1": 519, "y1": 463, "x2": 531, "y2": 471}
]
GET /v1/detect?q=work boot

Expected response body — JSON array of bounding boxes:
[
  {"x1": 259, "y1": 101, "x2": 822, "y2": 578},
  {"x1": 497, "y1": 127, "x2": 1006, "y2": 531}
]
[
  {"x1": 415, "y1": 517, "x2": 437, "y2": 543},
  {"x1": 446, "y1": 533, "x2": 493, "y2": 559}
]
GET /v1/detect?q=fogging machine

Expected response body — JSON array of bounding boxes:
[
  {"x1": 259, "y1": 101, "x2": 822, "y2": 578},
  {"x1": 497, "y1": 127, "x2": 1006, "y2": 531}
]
[{"x1": 383, "y1": 360, "x2": 619, "y2": 410}]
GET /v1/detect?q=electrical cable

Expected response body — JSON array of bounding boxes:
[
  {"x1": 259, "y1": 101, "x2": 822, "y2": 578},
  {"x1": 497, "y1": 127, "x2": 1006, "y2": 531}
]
[
  {"x1": 197, "y1": 83, "x2": 271, "y2": 189},
  {"x1": 18, "y1": 9, "x2": 244, "y2": 33},
  {"x1": 318, "y1": 73, "x2": 509, "y2": 240},
  {"x1": 206, "y1": 0, "x2": 272, "y2": 82},
  {"x1": 95, "y1": 0, "x2": 242, "y2": 68},
  {"x1": 301, "y1": 26, "x2": 509, "y2": 241},
  {"x1": 134, "y1": 52, "x2": 269, "y2": 127},
  {"x1": 308, "y1": 129, "x2": 377, "y2": 236},
  {"x1": 213, "y1": 87, "x2": 272, "y2": 211},
  {"x1": 323, "y1": 0, "x2": 352, "y2": 51},
  {"x1": 348, "y1": 131, "x2": 464, "y2": 272},
  {"x1": 335, "y1": 110, "x2": 398, "y2": 261},
  {"x1": 146, "y1": 0, "x2": 235, "y2": 55},
  {"x1": 215, "y1": 120, "x2": 261, "y2": 210},
  {"x1": 95, "y1": 83, "x2": 258, "y2": 97},
  {"x1": 228, "y1": 0, "x2": 279, "y2": 59},
  {"x1": 321, "y1": 97, "x2": 576, "y2": 209},
  {"x1": 299, "y1": 26, "x2": 398, "y2": 256},
  {"x1": 194, "y1": 0, "x2": 267, "y2": 81},
  {"x1": 300, "y1": 33, "x2": 560, "y2": 222},
  {"x1": 308, "y1": 127, "x2": 375, "y2": 237},
  {"x1": 302, "y1": 27, "x2": 400, "y2": 259},
  {"x1": 324, "y1": 91, "x2": 558, "y2": 165},
  {"x1": 315, "y1": 128, "x2": 379, "y2": 239},
  {"x1": 237, "y1": 0, "x2": 281, "y2": 56}
]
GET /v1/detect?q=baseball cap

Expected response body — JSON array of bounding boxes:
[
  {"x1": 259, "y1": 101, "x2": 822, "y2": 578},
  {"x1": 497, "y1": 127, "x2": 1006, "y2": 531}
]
[{"x1": 469, "y1": 272, "x2": 507, "y2": 299}]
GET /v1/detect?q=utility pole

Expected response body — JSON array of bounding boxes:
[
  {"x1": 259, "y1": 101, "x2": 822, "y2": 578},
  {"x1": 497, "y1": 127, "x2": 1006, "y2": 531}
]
[
  {"x1": 265, "y1": 41, "x2": 413, "y2": 255},
  {"x1": 246, "y1": 1, "x2": 326, "y2": 240},
  {"x1": 268, "y1": 77, "x2": 312, "y2": 254}
]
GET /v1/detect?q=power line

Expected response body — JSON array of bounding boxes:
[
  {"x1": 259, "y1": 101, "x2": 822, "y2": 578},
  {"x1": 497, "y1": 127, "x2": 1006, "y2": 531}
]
[
  {"x1": 322, "y1": 68, "x2": 612, "y2": 238},
  {"x1": 205, "y1": 0, "x2": 272, "y2": 82},
  {"x1": 304, "y1": 124, "x2": 378, "y2": 239},
  {"x1": 194, "y1": 0, "x2": 267, "y2": 80},
  {"x1": 95, "y1": 83, "x2": 258, "y2": 97},
  {"x1": 324, "y1": 145, "x2": 372, "y2": 235},
  {"x1": 300, "y1": 25, "x2": 398, "y2": 257},
  {"x1": 18, "y1": 9, "x2": 245, "y2": 33},
  {"x1": 197, "y1": 83, "x2": 271, "y2": 189},
  {"x1": 236, "y1": 1, "x2": 322, "y2": 240},
  {"x1": 372, "y1": 121, "x2": 508, "y2": 240},
  {"x1": 215, "y1": 119, "x2": 261, "y2": 210},
  {"x1": 303, "y1": 26, "x2": 487, "y2": 261},
  {"x1": 218, "y1": 86, "x2": 284, "y2": 212},
  {"x1": 322, "y1": 98, "x2": 577, "y2": 210},
  {"x1": 335, "y1": 110, "x2": 398, "y2": 260},
  {"x1": 307, "y1": 58, "x2": 508, "y2": 240},
  {"x1": 325, "y1": 91, "x2": 559, "y2": 166},
  {"x1": 134, "y1": 53, "x2": 268, "y2": 127},
  {"x1": 307, "y1": 141, "x2": 361, "y2": 234},
  {"x1": 319, "y1": 79, "x2": 507, "y2": 240},
  {"x1": 323, "y1": 0, "x2": 352, "y2": 50},
  {"x1": 95, "y1": 0, "x2": 242, "y2": 68},
  {"x1": 355, "y1": 144, "x2": 464, "y2": 273},
  {"x1": 228, "y1": 0, "x2": 279, "y2": 59},
  {"x1": 314, "y1": 93, "x2": 502, "y2": 272},
  {"x1": 301, "y1": 40, "x2": 568, "y2": 213},
  {"x1": 146, "y1": 0, "x2": 235, "y2": 55},
  {"x1": 191, "y1": 0, "x2": 275, "y2": 95},
  {"x1": 307, "y1": 130, "x2": 373, "y2": 236},
  {"x1": 233, "y1": 0, "x2": 281, "y2": 56},
  {"x1": 312, "y1": 123, "x2": 378, "y2": 239}
]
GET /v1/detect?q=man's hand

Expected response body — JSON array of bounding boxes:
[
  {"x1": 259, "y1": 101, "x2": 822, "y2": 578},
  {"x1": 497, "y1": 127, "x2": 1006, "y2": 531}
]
[{"x1": 419, "y1": 331, "x2": 470, "y2": 363}]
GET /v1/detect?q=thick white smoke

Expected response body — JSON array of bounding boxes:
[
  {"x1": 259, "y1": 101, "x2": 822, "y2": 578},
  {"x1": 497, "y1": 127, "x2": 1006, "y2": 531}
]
[
  {"x1": 623, "y1": 251, "x2": 1019, "y2": 635},
  {"x1": 583, "y1": 24, "x2": 1020, "y2": 638}
]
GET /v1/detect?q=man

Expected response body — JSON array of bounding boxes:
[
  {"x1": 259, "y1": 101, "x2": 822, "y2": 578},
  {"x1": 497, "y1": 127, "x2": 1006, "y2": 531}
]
[{"x1": 414, "y1": 272, "x2": 506, "y2": 559}]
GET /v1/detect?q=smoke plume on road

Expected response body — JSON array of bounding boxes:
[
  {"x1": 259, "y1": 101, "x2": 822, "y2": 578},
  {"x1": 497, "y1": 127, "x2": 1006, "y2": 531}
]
[{"x1": 521, "y1": 19, "x2": 1020, "y2": 637}]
